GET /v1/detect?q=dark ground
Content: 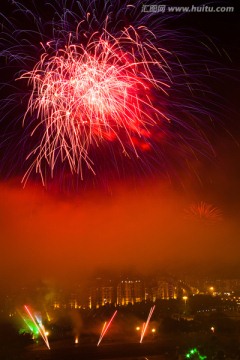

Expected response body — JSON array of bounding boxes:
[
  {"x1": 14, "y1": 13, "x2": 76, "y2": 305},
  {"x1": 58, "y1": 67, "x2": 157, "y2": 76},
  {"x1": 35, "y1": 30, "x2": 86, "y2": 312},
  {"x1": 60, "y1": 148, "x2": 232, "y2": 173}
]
[{"x1": 1, "y1": 332, "x2": 239, "y2": 360}]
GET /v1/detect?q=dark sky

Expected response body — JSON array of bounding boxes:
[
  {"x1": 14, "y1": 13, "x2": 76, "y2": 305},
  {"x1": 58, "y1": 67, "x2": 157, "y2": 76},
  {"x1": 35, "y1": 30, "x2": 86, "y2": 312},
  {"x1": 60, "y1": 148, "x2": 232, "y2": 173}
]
[{"x1": 0, "y1": 1, "x2": 239, "y2": 290}]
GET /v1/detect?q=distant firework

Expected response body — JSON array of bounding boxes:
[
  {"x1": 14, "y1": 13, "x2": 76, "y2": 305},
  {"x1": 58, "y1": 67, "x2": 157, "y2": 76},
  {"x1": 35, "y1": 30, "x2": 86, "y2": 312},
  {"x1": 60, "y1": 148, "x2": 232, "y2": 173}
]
[
  {"x1": 184, "y1": 201, "x2": 222, "y2": 222},
  {"x1": 0, "y1": 0, "x2": 221, "y2": 186}
]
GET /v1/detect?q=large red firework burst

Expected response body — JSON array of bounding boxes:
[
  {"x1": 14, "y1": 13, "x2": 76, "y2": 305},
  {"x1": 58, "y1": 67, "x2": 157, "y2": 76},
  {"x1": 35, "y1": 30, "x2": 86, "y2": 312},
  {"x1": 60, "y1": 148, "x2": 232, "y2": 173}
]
[
  {"x1": 21, "y1": 27, "x2": 170, "y2": 184},
  {"x1": 0, "y1": 0, "x2": 226, "y2": 187}
]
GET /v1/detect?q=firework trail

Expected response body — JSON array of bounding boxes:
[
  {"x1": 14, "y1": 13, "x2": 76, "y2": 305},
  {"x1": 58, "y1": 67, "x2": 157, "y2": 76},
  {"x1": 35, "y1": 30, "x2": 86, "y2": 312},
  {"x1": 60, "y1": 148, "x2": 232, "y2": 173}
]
[
  {"x1": 97, "y1": 310, "x2": 117, "y2": 346},
  {"x1": 0, "y1": 0, "x2": 222, "y2": 186},
  {"x1": 24, "y1": 305, "x2": 50, "y2": 350},
  {"x1": 140, "y1": 305, "x2": 155, "y2": 343}
]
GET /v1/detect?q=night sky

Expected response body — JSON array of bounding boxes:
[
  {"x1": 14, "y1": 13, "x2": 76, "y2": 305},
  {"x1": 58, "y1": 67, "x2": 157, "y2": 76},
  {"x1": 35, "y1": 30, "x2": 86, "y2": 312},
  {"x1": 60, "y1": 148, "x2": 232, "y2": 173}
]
[{"x1": 0, "y1": 0, "x2": 239, "y2": 291}]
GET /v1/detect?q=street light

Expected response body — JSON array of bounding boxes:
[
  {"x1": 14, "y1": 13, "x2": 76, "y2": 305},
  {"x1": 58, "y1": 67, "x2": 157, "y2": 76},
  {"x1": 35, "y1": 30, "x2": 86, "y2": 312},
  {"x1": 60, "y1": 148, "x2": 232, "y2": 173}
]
[{"x1": 209, "y1": 286, "x2": 214, "y2": 295}]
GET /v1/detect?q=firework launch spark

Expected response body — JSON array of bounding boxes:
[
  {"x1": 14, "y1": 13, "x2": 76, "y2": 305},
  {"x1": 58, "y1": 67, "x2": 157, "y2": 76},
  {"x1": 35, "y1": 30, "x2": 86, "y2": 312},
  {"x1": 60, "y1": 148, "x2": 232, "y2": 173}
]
[
  {"x1": 186, "y1": 347, "x2": 207, "y2": 360},
  {"x1": 97, "y1": 310, "x2": 117, "y2": 346},
  {"x1": 140, "y1": 305, "x2": 155, "y2": 343},
  {"x1": 24, "y1": 305, "x2": 50, "y2": 350},
  {"x1": 74, "y1": 335, "x2": 79, "y2": 344}
]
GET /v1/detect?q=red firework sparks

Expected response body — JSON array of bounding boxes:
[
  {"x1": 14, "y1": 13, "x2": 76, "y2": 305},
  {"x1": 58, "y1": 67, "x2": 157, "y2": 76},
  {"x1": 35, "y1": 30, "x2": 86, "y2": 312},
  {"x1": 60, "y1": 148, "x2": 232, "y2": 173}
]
[{"x1": 21, "y1": 27, "x2": 170, "y2": 184}]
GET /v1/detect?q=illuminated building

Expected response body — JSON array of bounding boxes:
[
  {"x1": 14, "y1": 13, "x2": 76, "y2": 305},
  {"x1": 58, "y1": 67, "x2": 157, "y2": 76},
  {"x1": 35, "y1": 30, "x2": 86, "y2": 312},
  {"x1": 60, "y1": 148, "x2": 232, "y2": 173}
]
[
  {"x1": 69, "y1": 293, "x2": 79, "y2": 309},
  {"x1": 152, "y1": 280, "x2": 177, "y2": 301},
  {"x1": 89, "y1": 278, "x2": 114, "y2": 308},
  {"x1": 53, "y1": 301, "x2": 60, "y2": 310},
  {"x1": 117, "y1": 279, "x2": 144, "y2": 305},
  {"x1": 101, "y1": 286, "x2": 114, "y2": 305}
]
